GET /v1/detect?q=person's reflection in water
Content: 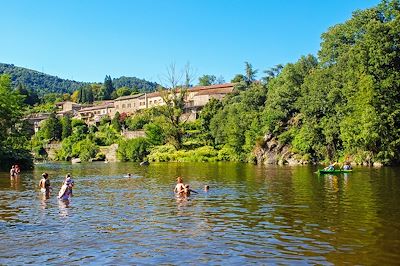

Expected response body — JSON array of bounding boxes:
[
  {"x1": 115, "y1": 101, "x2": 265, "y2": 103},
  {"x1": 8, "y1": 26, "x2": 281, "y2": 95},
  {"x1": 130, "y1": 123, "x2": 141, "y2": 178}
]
[
  {"x1": 10, "y1": 175, "x2": 21, "y2": 190},
  {"x1": 58, "y1": 199, "x2": 70, "y2": 218},
  {"x1": 343, "y1": 173, "x2": 349, "y2": 190},
  {"x1": 327, "y1": 174, "x2": 339, "y2": 192},
  {"x1": 40, "y1": 192, "x2": 50, "y2": 210}
]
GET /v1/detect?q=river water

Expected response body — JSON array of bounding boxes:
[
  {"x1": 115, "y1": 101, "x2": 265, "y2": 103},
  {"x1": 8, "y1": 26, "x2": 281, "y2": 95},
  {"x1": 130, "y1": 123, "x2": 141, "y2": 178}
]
[{"x1": 0, "y1": 162, "x2": 399, "y2": 265}]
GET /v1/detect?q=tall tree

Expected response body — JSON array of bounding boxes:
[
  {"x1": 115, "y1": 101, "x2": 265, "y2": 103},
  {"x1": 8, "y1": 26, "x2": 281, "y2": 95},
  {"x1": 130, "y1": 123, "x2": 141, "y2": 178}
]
[
  {"x1": 61, "y1": 115, "x2": 72, "y2": 139},
  {"x1": 244, "y1": 62, "x2": 258, "y2": 85},
  {"x1": 100, "y1": 75, "x2": 115, "y2": 100},
  {"x1": 158, "y1": 63, "x2": 194, "y2": 149},
  {"x1": 0, "y1": 75, "x2": 33, "y2": 169},
  {"x1": 43, "y1": 112, "x2": 62, "y2": 141},
  {"x1": 111, "y1": 112, "x2": 122, "y2": 132}
]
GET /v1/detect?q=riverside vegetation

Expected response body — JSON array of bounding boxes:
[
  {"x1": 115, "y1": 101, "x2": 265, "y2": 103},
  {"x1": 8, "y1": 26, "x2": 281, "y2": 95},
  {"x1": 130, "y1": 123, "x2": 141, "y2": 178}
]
[{"x1": 1, "y1": 0, "x2": 400, "y2": 169}]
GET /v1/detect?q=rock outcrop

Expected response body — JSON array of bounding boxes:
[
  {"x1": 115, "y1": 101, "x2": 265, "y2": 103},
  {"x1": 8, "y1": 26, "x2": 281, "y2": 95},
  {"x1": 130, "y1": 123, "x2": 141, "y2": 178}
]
[{"x1": 254, "y1": 133, "x2": 310, "y2": 165}]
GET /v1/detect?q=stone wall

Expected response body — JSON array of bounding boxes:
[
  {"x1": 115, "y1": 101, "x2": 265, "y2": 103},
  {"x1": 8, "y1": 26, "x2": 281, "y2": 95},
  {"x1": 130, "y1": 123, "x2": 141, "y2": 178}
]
[{"x1": 121, "y1": 130, "x2": 146, "y2": 139}]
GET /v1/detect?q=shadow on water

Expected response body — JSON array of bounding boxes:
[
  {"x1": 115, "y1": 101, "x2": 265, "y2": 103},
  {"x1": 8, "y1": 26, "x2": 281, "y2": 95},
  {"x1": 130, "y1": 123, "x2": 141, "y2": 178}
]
[{"x1": 0, "y1": 162, "x2": 400, "y2": 264}]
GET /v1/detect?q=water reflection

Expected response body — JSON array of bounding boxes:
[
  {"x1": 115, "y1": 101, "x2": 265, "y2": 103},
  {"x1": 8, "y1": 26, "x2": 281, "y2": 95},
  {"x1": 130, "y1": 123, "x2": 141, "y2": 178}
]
[
  {"x1": 10, "y1": 176, "x2": 21, "y2": 190},
  {"x1": 58, "y1": 199, "x2": 70, "y2": 218},
  {"x1": 0, "y1": 163, "x2": 399, "y2": 265}
]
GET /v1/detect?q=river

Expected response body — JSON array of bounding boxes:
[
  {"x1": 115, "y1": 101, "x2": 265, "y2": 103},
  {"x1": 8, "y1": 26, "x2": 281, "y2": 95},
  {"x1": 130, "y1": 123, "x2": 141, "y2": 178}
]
[{"x1": 0, "y1": 162, "x2": 399, "y2": 265}]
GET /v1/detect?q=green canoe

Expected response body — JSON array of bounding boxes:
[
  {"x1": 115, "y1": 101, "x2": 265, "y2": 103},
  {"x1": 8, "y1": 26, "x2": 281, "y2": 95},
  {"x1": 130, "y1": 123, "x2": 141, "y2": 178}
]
[{"x1": 317, "y1": 169, "x2": 353, "y2": 174}]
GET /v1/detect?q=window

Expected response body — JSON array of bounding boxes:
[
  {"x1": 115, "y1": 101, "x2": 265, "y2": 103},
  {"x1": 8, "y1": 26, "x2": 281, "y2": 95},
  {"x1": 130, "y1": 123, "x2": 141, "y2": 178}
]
[
  {"x1": 149, "y1": 100, "x2": 152, "y2": 105},
  {"x1": 116, "y1": 105, "x2": 119, "y2": 109},
  {"x1": 128, "y1": 103, "x2": 131, "y2": 108},
  {"x1": 122, "y1": 104, "x2": 126, "y2": 108}
]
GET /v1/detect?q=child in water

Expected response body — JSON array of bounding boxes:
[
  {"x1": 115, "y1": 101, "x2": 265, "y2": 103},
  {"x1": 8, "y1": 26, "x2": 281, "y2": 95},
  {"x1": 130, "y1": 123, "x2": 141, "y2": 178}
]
[{"x1": 181, "y1": 184, "x2": 198, "y2": 197}]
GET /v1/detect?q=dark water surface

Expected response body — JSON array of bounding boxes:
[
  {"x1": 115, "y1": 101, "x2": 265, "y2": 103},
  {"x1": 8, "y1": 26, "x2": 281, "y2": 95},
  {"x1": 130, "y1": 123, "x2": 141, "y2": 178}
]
[{"x1": 1, "y1": 162, "x2": 400, "y2": 265}]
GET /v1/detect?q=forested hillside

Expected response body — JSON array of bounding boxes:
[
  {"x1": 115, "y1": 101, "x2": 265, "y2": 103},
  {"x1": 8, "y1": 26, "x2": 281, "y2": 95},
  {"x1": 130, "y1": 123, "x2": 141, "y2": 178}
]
[
  {"x1": 113, "y1": 76, "x2": 158, "y2": 93},
  {"x1": 0, "y1": 63, "x2": 87, "y2": 94},
  {"x1": 0, "y1": 63, "x2": 158, "y2": 95}
]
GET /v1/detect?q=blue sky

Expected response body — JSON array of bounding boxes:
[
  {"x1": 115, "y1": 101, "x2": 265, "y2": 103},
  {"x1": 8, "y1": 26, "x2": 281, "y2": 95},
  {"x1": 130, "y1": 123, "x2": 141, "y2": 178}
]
[{"x1": 1, "y1": 0, "x2": 380, "y2": 83}]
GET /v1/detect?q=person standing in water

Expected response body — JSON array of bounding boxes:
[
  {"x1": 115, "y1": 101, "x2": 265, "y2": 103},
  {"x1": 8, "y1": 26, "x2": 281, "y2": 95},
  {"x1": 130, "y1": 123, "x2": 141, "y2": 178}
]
[
  {"x1": 174, "y1": 177, "x2": 185, "y2": 195},
  {"x1": 15, "y1": 165, "x2": 21, "y2": 175},
  {"x1": 9, "y1": 165, "x2": 16, "y2": 178},
  {"x1": 39, "y1": 173, "x2": 52, "y2": 196},
  {"x1": 58, "y1": 177, "x2": 73, "y2": 201}
]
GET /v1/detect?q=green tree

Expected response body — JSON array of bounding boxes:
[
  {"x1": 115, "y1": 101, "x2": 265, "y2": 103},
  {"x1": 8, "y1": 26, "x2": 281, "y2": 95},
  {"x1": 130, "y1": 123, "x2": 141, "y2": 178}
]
[
  {"x1": 112, "y1": 112, "x2": 122, "y2": 132},
  {"x1": 61, "y1": 115, "x2": 72, "y2": 139},
  {"x1": 144, "y1": 122, "x2": 165, "y2": 145},
  {"x1": 100, "y1": 75, "x2": 115, "y2": 100},
  {"x1": 199, "y1": 98, "x2": 223, "y2": 145},
  {"x1": 77, "y1": 85, "x2": 94, "y2": 104},
  {"x1": 244, "y1": 62, "x2": 258, "y2": 85},
  {"x1": 198, "y1": 74, "x2": 217, "y2": 86},
  {"x1": 15, "y1": 84, "x2": 40, "y2": 106},
  {"x1": 118, "y1": 137, "x2": 151, "y2": 161},
  {"x1": 111, "y1": 86, "x2": 131, "y2": 99},
  {"x1": 0, "y1": 74, "x2": 33, "y2": 169},
  {"x1": 42, "y1": 113, "x2": 62, "y2": 140},
  {"x1": 158, "y1": 63, "x2": 194, "y2": 149}
]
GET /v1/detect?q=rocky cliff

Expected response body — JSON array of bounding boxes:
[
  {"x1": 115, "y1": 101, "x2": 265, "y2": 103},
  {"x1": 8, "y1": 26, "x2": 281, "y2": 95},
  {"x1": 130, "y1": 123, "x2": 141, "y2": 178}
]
[{"x1": 254, "y1": 133, "x2": 311, "y2": 166}]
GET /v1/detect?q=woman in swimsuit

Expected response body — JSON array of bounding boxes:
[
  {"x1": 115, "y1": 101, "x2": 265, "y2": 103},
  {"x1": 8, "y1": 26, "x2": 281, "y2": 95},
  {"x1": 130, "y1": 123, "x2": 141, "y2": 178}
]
[{"x1": 58, "y1": 178, "x2": 73, "y2": 201}]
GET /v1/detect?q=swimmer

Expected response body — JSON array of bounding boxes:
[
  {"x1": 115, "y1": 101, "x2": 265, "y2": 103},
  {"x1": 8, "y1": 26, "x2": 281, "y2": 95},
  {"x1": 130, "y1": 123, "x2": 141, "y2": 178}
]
[
  {"x1": 204, "y1": 185, "x2": 209, "y2": 192},
  {"x1": 182, "y1": 184, "x2": 198, "y2": 197},
  {"x1": 39, "y1": 173, "x2": 52, "y2": 194}
]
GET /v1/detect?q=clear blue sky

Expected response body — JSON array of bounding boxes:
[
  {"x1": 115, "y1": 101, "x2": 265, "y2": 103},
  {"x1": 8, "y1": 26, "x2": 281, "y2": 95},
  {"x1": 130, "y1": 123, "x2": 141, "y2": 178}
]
[{"x1": 1, "y1": 0, "x2": 380, "y2": 83}]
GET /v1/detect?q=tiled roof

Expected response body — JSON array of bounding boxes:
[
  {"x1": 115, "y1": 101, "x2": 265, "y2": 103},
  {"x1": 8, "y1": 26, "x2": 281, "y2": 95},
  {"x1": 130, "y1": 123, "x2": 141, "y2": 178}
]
[
  {"x1": 55, "y1": 101, "x2": 81, "y2": 106},
  {"x1": 195, "y1": 87, "x2": 234, "y2": 96},
  {"x1": 115, "y1": 93, "x2": 144, "y2": 101},
  {"x1": 144, "y1": 83, "x2": 236, "y2": 99},
  {"x1": 78, "y1": 103, "x2": 114, "y2": 112}
]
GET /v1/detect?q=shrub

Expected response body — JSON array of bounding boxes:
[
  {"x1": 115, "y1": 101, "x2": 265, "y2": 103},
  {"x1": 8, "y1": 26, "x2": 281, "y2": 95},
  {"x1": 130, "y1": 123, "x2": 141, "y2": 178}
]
[{"x1": 118, "y1": 137, "x2": 151, "y2": 162}]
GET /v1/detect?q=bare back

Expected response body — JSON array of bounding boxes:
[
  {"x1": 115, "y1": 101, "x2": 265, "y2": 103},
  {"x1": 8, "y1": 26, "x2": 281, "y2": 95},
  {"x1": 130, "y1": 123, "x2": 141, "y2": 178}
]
[{"x1": 174, "y1": 183, "x2": 185, "y2": 194}]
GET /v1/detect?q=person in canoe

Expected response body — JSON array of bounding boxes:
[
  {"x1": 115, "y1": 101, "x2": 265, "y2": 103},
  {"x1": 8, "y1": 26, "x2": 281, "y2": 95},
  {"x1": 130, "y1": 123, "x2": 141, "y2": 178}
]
[
  {"x1": 343, "y1": 161, "x2": 352, "y2": 170},
  {"x1": 324, "y1": 162, "x2": 337, "y2": 171}
]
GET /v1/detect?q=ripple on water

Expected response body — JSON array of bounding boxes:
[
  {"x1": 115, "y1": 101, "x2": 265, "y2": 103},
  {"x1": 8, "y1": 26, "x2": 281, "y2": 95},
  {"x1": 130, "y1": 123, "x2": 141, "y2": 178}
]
[{"x1": 1, "y1": 163, "x2": 400, "y2": 264}]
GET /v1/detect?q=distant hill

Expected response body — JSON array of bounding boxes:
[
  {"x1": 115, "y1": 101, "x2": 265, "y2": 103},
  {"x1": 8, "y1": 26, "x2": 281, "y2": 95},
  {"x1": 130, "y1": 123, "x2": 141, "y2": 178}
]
[
  {"x1": 113, "y1": 76, "x2": 158, "y2": 92},
  {"x1": 0, "y1": 63, "x2": 158, "y2": 95}
]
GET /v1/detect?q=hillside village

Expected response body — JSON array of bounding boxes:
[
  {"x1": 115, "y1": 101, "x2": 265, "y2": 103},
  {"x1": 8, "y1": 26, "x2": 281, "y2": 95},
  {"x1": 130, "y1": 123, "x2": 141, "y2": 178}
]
[{"x1": 27, "y1": 83, "x2": 235, "y2": 132}]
